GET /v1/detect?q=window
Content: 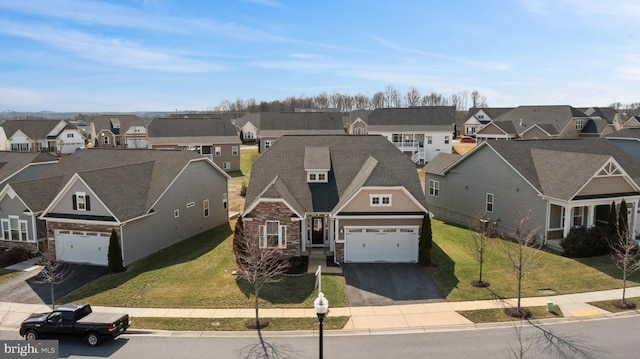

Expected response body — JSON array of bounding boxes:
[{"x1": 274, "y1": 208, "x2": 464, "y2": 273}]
[
  {"x1": 318, "y1": 173, "x2": 326, "y2": 181},
  {"x1": 174, "y1": 209, "x2": 180, "y2": 218},
  {"x1": 223, "y1": 162, "x2": 231, "y2": 170},
  {"x1": 572, "y1": 207, "x2": 583, "y2": 227},
  {"x1": 309, "y1": 173, "x2": 316, "y2": 181},
  {"x1": 426, "y1": 136, "x2": 432, "y2": 145},
  {"x1": 72, "y1": 192, "x2": 90, "y2": 211},
  {"x1": 392, "y1": 134, "x2": 402, "y2": 143},
  {"x1": 67, "y1": 133, "x2": 74, "y2": 138},
  {"x1": 370, "y1": 194, "x2": 392, "y2": 207},
  {"x1": 264, "y1": 140, "x2": 272, "y2": 149},
  {"x1": 307, "y1": 171, "x2": 328, "y2": 183},
  {"x1": 203, "y1": 199, "x2": 210, "y2": 218},
  {"x1": 214, "y1": 146, "x2": 222, "y2": 156},
  {"x1": 11, "y1": 143, "x2": 29, "y2": 152},
  {"x1": 1, "y1": 216, "x2": 28, "y2": 241},
  {"x1": 428, "y1": 179, "x2": 440, "y2": 197},
  {"x1": 186, "y1": 202, "x2": 195, "y2": 208},
  {"x1": 103, "y1": 136, "x2": 110, "y2": 144},
  {"x1": 259, "y1": 221, "x2": 286, "y2": 248},
  {"x1": 478, "y1": 115, "x2": 485, "y2": 119},
  {"x1": 575, "y1": 120, "x2": 583, "y2": 130},
  {"x1": 232, "y1": 146, "x2": 239, "y2": 156},
  {"x1": 486, "y1": 193, "x2": 494, "y2": 213},
  {"x1": 222, "y1": 193, "x2": 227, "y2": 210},
  {"x1": 444, "y1": 136, "x2": 450, "y2": 144}
]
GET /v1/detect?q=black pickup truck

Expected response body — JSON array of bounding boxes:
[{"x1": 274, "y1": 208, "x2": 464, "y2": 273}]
[{"x1": 20, "y1": 303, "x2": 130, "y2": 346}]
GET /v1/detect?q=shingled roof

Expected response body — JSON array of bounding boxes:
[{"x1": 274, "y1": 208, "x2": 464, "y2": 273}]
[
  {"x1": 493, "y1": 105, "x2": 587, "y2": 135},
  {"x1": 258, "y1": 112, "x2": 345, "y2": 137},
  {"x1": 366, "y1": 107, "x2": 456, "y2": 131},
  {"x1": 147, "y1": 117, "x2": 240, "y2": 145},
  {"x1": 0, "y1": 119, "x2": 73, "y2": 139},
  {"x1": 244, "y1": 135, "x2": 428, "y2": 215},
  {"x1": 0, "y1": 151, "x2": 57, "y2": 184}
]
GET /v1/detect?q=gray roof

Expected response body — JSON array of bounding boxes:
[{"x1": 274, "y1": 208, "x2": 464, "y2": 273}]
[
  {"x1": 468, "y1": 107, "x2": 514, "y2": 120},
  {"x1": 17, "y1": 149, "x2": 223, "y2": 221},
  {"x1": 147, "y1": 117, "x2": 240, "y2": 144},
  {"x1": 484, "y1": 121, "x2": 517, "y2": 135},
  {"x1": 258, "y1": 112, "x2": 345, "y2": 137},
  {"x1": 494, "y1": 105, "x2": 587, "y2": 135},
  {"x1": 483, "y1": 139, "x2": 640, "y2": 200},
  {"x1": 606, "y1": 128, "x2": 640, "y2": 139},
  {"x1": 577, "y1": 107, "x2": 619, "y2": 123},
  {"x1": 89, "y1": 114, "x2": 146, "y2": 134},
  {"x1": 366, "y1": 107, "x2": 456, "y2": 131},
  {"x1": 0, "y1": 151, "x2": 58, "y2": 184},
  {"x1": 244, "y1": 135, "x2": 428, "y2": 215},
  {"x1": 346, "y1": 110, "x2": 372, "y2": 126},
  {"x1": 0, "y1": 119, "x2": 72, "y2": 139},
  {"x1": 422, "y1": 153, "x2": 461, "y2": 175}
]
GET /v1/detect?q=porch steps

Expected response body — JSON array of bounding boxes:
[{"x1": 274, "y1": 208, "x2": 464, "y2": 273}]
[{"x1": 544, "y1": 239, "x2": 564, "y2": 254}]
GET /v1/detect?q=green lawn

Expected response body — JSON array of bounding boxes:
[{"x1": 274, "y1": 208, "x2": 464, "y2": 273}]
[
  {"x1": 131, "y1": 316, "x2": 350, "y2": 331},
  {"x1": 61, "y1": 221, "x2": 347, "y2": 309},
  {"x1": 428, "y1": 220, "x2": 640, "y2": 302},
  {"x1": 0, "y1": 269, "x2": 23, "y2": 284},
  {"x1": 459, "y1": 306, "x2": 563, "y2": 323}
]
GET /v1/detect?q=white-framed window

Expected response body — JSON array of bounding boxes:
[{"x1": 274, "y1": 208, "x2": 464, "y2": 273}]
[
  {"x1": 428, "y1": 179, "x2": 440, "y2": 197},
  {"x1": 214, "y1": 146, "x2": 222, "y2": 156},
  {"x1": 222, "y1": 193, "x2": 227, "y2": 210},
  {"x1": 444, "y1": 136, "x2": 450, "y2": 144},
  {"x1": 103, "y1": 136, "x2": 110, "y2": 144},
  {"x1": 426, "y1": 136, "x2": 432, "y2": 145},
  {"x1": 186, "y1": 202, "x2": 195, "y2": 208},
  {"x1": 259, "y1": 221, "x2": 286, "y2": 248},
  {"x1": 73, "y1": 192, "x2": 89, "y2": 211},
  {"x1": 575, "y1": 120, "x2": 583, "y2": 130},
  {"x1": 307, "y1": 171, "x2": 328, "y2": 183},
  {"x1": 67, "y1": 133, "x2": 74, "y2": 138},
  {"x1": 11, "y1": 143, "x2": 29, "y2": 152},
  {"x1": 1, "y1": 216, "x2": 28, "y2": 241},
  {"x1": 370, "y1": 194, "x2": 392, "y2": 207},
  {"x1": 572, "y1": 207, "x2": 584, "y2": 227},
  {"x1": 174, "y1": 209, "x2": 180, "y2": 218},
  {"x1": 203, "y1": 199, "x2": 210, "y2": 218},
  {"x1": 264, "y1": 140, "x2": 272, "y2": 149},
  {"x1": 232, "y1": 146, "x2": 239, "y2": 156},
  {"x1": 223, "y1": 162, "x2": 231, "y2": 170},
  {"x1": 486, "y1": 193, "x2": 494, "y2": 213}
]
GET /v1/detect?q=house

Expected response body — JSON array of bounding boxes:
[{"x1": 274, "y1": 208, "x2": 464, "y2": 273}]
[
  {"x1": 424, "y1": 138, "x2": 640, "y2": 246},
  {"x1": 606, "y1": 128, "x2": 640, "y2": 160},
  {"x1": 0, "y1": 149, "x2": 229, "y2": 266},
  {"x1": 88, "y1": 114, "x2": 148, "y2": 149},
  {"x1": 241, "y1": 135, "x2": 429, "y2": 264},
  {"x1": 257, "y1": 112, "x2": 345, "y2": 153},
  {"x1": 232, "y1": 113, "x2": 260, "y2": 143},
  {"x1": 0, "y1": 119, "x2": 85, "y2": 154},
  {"x1": 0, "y1": 152, "x2": 59, "y2": 250},
  {"x1": 346, "y1": 107, "x2": 456, "y2": 164},
  {"x1": 475, "y1": 105, "x2": 607, "y2": 141},
  {"x1": 147, "y1": 117, "x2": 241, "y2": 172},
  {"x1": 463, "y1": 107, "x2": 513, "y2": 137}
]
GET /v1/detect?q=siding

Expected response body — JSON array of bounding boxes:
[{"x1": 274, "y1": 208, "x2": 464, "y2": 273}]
[
  {"x1": 426, "y1": 146, "x2": 547, "y2": 235},
  {"x1": 578, "y1": 176, "x2": 636, "y2": 197},
  {"x1": 211, "y1": 144, "x2": 240, "y2": 172},
  {"x1": 121, "y1": 160, "x2": 228, "y2": 265},
  {"x1": 521, "y1": 127, "x2": 551, "y2": 139},
  {"x1": 341, "y1": 188, "x2": 423, "y2": 213},
  {"x1": 0, "y1": 194, "x2": 37, "y2": 241},
  {"x1": 49, "y1": 180, "x2": 112, "y2": 218}
]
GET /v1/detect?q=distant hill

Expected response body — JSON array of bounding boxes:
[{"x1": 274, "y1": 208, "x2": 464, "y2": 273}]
[{"x1": 0, "y1": 111, "x2": 173, "y2": 120}]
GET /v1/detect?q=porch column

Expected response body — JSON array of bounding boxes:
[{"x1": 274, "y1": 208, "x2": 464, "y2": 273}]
[
  {"x1": 327, "y1": 216, "x2": 333, "y2": 251},
  {"x1": 586, "y1": 205, "x2": 595, "y2": 228},
  {"x1": 563, "y1": 205, "x2": 572, "y2": 238},
  {"x1": 631, "y1": 201, "x2": 638, "y2": 239},
  {"x1": 301, "y1": 218, "x2": 307, "y2": 253}
]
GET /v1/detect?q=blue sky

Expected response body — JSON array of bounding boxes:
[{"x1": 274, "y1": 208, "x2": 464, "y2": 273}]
[{"x1": 0, "y1": 0, "x2": 638, "y2": 112}]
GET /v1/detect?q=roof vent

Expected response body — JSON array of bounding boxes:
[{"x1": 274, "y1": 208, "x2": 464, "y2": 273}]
[{"x1": 519, "y1": 118, "x2": 523, "y2": 126}]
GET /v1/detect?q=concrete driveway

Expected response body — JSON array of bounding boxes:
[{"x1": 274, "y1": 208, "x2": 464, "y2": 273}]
[
  {"x1": 0, "y1": 263, "x2": 107, "y2": 305},
  {"x1": 342, "y1": 263, "x2": 445, "y2": 307}
]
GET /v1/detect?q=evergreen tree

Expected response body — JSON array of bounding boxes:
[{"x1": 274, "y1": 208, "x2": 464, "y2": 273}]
[
  {"x1": 618, "y1": 199, "x2": 629, "y2": 240},
  {"x1": 608, "y1": 201, "x2": 618, "y2": 235},
  {"x1": 419, "y1": 214, "x2": 433, "y2": 265},
  {"x1": 108, "y1": 229, "x2": 125, "y2": 273}
]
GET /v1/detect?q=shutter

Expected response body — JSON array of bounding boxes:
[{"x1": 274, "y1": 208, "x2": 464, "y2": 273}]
[
  {"x1": 72, "y1": 195, "x2": 77, "y2": 210},
  {"x1": 85, "y1": 196, "x2": 91, "y2": 211},
  {"x1": 259, "y1": 225, "x2": 265, "y2": 248},
  {"x1": 280, "y1": 225, "x2": 287, "y2": 248}
]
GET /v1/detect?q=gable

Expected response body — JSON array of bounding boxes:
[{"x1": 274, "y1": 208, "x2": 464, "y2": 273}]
[
  {"x1": 521, "y1": 125, "x2": 551, "y2": 139},
  {"x1": 575, "y1": 161, "x2": 639, "y2": 198},
  {"x1": 477, "y1": 123, "x2": 506, "y2": 135},
  {"x1": 43, "y1": 176, "x2": 116, "y2": 221},
  {"x1": 339, "y1": 188, "x2": 425, "y2": 213}
]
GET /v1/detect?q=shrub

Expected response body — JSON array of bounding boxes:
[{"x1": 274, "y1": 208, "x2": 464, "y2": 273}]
[
  {"x1": 0, "y1": 247, "x2": 31, "y2": 267},
  {"x1": 240, "y1": 181, "x2": 248, "y2": 197},
  {"x1": 561, "y1": 226, "x2": 610, "y2": 257}
]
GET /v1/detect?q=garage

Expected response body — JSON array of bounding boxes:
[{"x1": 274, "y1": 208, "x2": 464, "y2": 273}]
[
  {"x1": 344, "y1": 226, "x2": 418, "y2": 263},
  {"x1": 55, "y1": 230, "x2": 111, "y2": 266}
]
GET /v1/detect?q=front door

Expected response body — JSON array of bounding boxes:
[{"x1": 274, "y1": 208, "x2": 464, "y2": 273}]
[{"x1": 312, "y1": 217, "x2": 324, "y2": 246}]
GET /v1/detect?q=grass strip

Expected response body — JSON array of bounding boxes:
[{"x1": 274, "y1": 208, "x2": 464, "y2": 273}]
[
  {"x1": 130, "y1": 316, "x2": 350, "y2": 331},
  {"x1": 458, "y1": 306, "x2": 563, "y2": 323},
  {"x1": 589, "y1": 297, "x2": 640, "y2": 313}
]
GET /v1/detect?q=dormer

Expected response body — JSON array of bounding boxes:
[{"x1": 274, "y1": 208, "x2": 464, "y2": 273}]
[
  {"x1": 110, "y1": 118, "x2": 121, "y2": 134},
  {"x1": 304, "y1": 146, "x2": 330, "y2": 183}
]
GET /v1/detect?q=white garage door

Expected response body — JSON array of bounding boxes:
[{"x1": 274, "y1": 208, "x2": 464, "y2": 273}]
[
  {"x1": 344, "y1": 226, "x2": 419, "y2": 263},
  {"x1": 55, "y1": 230, "x2": 110, "y2": 266},
  {"x1": 126, "y1": 138, "x2": 148, "y2": 149}
]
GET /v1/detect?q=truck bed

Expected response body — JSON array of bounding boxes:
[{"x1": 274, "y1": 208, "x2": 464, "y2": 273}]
[{"x1": 77, "y1": 312, "x2": 128, "y2": 325}]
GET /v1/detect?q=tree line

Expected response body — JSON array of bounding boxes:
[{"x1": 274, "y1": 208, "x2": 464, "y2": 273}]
[{"x1": 212, "y1": 85, "x2": 489, "y2": 114}]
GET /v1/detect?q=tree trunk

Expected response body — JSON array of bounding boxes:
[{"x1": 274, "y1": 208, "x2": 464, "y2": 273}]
[{"x1": 479, "y1": 255, "x2": 484, "y2": 283}]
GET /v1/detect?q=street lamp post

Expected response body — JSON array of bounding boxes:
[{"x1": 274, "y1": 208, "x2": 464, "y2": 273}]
[{"x1": 314, "y1": 292, "x2": 329, "y2": 359}]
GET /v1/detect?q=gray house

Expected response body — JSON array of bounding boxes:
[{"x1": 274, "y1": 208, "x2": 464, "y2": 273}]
[
  {"x1": 1, "y1": 149, "x2": 230, "y2": 266},
  {"x1": 257, "y1": 112, "x2": 345, "y2": 153},
  {"x1": 424, "y1": 138, "x2": 640, "y2": 245},
  {"x1": 242, "y1": 135, "x2": 429, "y2": 264}
]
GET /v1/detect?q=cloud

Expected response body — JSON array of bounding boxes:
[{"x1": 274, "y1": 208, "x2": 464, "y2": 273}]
[
  {"x1": 239, "y1": 0, "x2": 286, "y2": 8},
  {"x1": 0, "y1": 20, "x2": 226, "y2": 72}
]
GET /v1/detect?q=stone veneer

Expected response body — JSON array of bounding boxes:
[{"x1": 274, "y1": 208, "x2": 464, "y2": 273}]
[{"x1": 242, "y1": 201, "x2": 301, "y2": 257}]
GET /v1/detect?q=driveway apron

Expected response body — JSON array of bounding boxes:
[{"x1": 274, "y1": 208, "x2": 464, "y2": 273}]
[{"x1": 342, "y1": 263, "x2": 445, "y2": 307}]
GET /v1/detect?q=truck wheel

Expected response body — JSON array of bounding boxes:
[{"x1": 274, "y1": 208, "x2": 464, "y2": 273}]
[
  {"x1": 24, "y1": 330, "x2": 38, "y2": 341},
  {"x1": 86, "y1": 332, "x2": 102, "y2": 347}
]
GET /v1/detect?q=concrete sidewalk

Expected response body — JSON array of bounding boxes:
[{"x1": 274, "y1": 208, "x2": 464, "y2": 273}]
[{"x1": 2, "y1": 287, "x2": 640, "y2": 333}]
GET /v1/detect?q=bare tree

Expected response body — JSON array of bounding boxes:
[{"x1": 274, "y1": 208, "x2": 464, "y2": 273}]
[
  {"x1": 353, "y1": 93, "x2": 370, "y2": 110},
  {"x1": 405, "y1": 87, "x2": 422, "y2": 107},
  {"x1": 471, "y1": 90, "x2": 488, "y2": 108},
  {"x1": 370, "y1": 91, "x2": 385, "y2": 109},
  {"x1": 608, "y1": 199, "x2": 640, "y2": 309},
  {"x1": 383, "y1": 85, "x2": 402, "y2": 108},
  {"x1": 32, "y1": 244, "x2": 71, "y2": 309},
  {"x1": 496, "y1": 209, "x2": 543, "y2": 318},
  {"x1": 469, "y1": 213, "x2": 497, "y2": 287},
  {"x1": 233, "y1": 219, "x2": 291, "y2": 358}
]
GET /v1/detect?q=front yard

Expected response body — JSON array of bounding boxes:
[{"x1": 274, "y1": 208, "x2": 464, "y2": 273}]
[{"x1": 61, "y1": 221, "x2": 347, "y2": 309}]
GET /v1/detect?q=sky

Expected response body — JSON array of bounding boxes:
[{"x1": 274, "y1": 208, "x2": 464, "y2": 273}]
[{"x1": 0, "y1": 0, "x2": 639, "y2": 112}]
